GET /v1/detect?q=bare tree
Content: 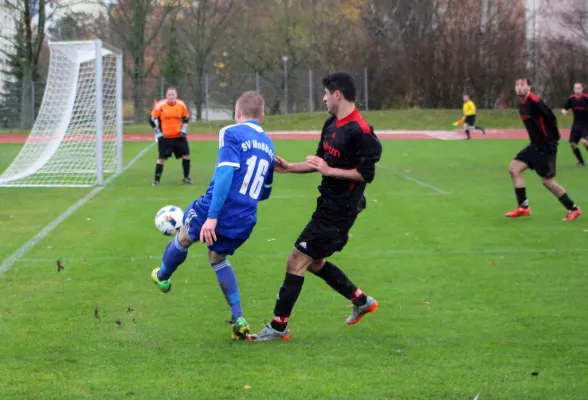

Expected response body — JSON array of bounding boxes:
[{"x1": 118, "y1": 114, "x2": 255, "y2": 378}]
[
  {"x1": 178, "y1": 0, "x2": 235, "y2": 120},
  {"x1": 0, "y1": 0, "x2": 85, "y2": 128},
  {"x1": 97, "y1": 0, "x2": 179, "y2": 123}
]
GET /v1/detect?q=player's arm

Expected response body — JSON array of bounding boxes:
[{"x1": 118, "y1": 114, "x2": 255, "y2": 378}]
[
  {"x1": 536, "y1": 99, "x2": 558, "y2": 124},
  {"x1": 180, "y1": 102, "x2": 189, "y2": 136},
  {"x1": 149, "y1": 107, "x2": 163, "y2": 140},
  {"x1": 306, "y1": 130, "x2": 382, "y2": 182},
  {"x1": 561, "y1": 98, "x2": 571, "y2": 116},
  {"x1": 200, "y1": 128, "x2": 240, "y2": 245},
  {"x1": 209, "y1": 128, "x2": 240, "y2": 217},
  {"x1": 259, "y1": 164, "x2": 274, "y2": 201},
  {"x1": 355, "y1": 131, "x2": 383, "y2": 183},
  {"x1": 275, "y1": 157, "x2": 315, "y2": 174},
  {"x1": 275, "y1": 130, "x2": 328, "y2": 174},
  {"x1": 305, "y1": 157, "x2": 365, "y2": 181}
]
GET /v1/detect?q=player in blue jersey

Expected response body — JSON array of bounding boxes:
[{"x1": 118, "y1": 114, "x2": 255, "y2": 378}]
[{"x1": 150, "y1": 91, "x2": 275, "y2": 340}]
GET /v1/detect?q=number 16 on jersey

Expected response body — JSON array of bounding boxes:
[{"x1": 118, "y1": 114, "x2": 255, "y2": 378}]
[{"x1": 239, "y1": 155, "x2": 270, "y2": 200}]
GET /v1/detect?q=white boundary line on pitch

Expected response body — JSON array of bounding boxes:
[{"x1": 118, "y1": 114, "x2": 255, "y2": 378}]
[
  {"x1": 0, "y1": 143, "x2": 156, "y2": 278},
  {"x1": 378, "y1": 164, "x2": 451, "y2": 195},
  {"x1": 17, "y1": 247, "x2": 588, "y2": 264}
]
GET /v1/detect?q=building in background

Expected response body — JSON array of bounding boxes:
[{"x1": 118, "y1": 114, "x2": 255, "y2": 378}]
[{"x1": 0, "y1": 0, "x2": 18, "y2": 94}]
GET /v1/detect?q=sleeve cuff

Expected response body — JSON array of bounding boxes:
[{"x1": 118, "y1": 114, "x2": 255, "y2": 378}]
[{"x1": 218, "y1": 162, "x2": 240, "y2": 168}]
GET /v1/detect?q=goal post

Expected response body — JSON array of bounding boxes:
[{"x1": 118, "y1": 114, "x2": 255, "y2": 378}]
[{"x1": 0, "y1": 40, "x2": 123, "y2": 187}]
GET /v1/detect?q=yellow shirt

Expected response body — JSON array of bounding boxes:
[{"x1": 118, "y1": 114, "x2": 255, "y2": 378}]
[{"x1": 463, "y1": 100, "x2": 476, "y2": 117}]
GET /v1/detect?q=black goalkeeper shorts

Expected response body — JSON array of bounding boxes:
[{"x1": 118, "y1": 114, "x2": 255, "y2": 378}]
[{"x1": 158, "y1": 137, "x2": 190, "y2": 159}]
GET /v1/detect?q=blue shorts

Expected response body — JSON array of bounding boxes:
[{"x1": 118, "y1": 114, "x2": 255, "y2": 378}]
[{"x1": 182, "y1": 208, "x2": 248, "y2": 256}]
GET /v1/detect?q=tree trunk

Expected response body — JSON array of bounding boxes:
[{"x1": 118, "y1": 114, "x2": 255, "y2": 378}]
[
  {"x1": 194, "y1": 68, "x2": 205, "y2": 121},
  {"x1": 20, "y1": 66, "x2": 34, "y2": 130},
  {"x1": 133, "y1": 58, "x2": 146, "y2": 123}
]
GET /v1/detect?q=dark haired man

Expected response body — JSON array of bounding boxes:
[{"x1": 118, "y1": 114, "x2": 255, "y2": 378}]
[
  {"x1": 249, "y1": 72, "x2": 383, "y2": 342},
  {"x1": 561, "y1": 82, "x2": 588, "y2": 166},
  {"x1": 506, "y1": 78, "x2": 581, "y2": 221}
]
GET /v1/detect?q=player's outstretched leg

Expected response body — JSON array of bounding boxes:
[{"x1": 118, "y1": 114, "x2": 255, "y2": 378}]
[
  {"x1": 582, "y1": 138, "x2": 588, "y2": 153},
  {"x1": 309, "y1": 260, "x2": 378, "y2": 325},
  {"x1": 475, "y1": 125, "x2": 486, "y2": 135},
  {"x1": 542, "y1": 178, "x2": 582, "y2": 221},
  {"x1": 505, "y1": 160, "x2": 531, "y2": 218},
  {"x1": 570, "y1": 143, "x2": 585, "y2": 167},
  {"x1": 151, "y1": 227, "x2": 191, "y2": 293},
  {"x1": 248, "y1": 250, "x2": 310, "y2": 342},
  {"x1": 209, "y1": 251, "x2": 249, "y2": 340}
]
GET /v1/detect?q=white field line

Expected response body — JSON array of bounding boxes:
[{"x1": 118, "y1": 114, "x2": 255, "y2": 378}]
[
  {"x1": 0, "y1": 143, "x2": 156, "y2": 277},
  {"x1": 378, "y1": 164, "x2": 451, "y2": 195}
]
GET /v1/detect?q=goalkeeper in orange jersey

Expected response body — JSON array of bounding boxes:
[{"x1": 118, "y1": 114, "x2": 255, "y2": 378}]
[
  {"x1": 149, "y1": 87, "x2": 192, "y2": 186},
  {"x1": 453, "y1": 94, "x2": 486, "y2": 139}
]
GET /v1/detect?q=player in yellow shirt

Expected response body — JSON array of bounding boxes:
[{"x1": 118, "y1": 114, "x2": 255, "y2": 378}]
[
  {"x1": 149, "y1": 87, "x2": 192, "y2": 186},
  {"x1": 453, "y1": 94, "x2": 486, "y2": 139}
]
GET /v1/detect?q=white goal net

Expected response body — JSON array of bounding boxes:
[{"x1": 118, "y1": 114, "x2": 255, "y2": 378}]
[{"x1": 0, "y1": 40, "x2": 123, "y2": 187}]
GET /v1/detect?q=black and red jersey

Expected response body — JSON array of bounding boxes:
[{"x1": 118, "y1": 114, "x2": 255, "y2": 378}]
[
  {"x1": 315, "y1": 109, "x2": 382, "y2": 210},
  {"x1": 519, "y1": 93, "x2": 560, "y2": 148},
  {"x1": 563, "y1": 94, "x2": 588, "y2": 126}
]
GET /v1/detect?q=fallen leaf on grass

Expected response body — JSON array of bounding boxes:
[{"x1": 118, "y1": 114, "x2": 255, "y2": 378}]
[
  {"x1": 57, "y1": 260, "x2": 64, "y2": 272},
  {"x1": 531, "y1": 371, "x2": 539, "y2": 376},
  {"x1": 500, "y1": 339, "x2": 507, "y2": 346},
  {"x1": 127, "y1": 306, "x2": 135, "y2": 313},
  {"x1": 244, "y1": 385, "x2": 251, "y2": 390},
  {"x1": 94, "y1": 305, "x2": 100, "y2": 319},
  {"x1": 421, "y1": 301, "x2": 430, "y2": 305},
  {"x1": 115, "y1": 319, "x2": 121, "y2": 326}
]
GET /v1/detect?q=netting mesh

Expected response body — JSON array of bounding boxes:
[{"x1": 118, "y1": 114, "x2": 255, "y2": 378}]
[{"x1": 0, "y1": 42, "x2": 120, "y2": 187}]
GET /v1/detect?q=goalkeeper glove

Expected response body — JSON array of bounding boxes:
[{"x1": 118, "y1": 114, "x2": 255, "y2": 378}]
[
  {"x1": 155, "y1": 128, "x2": 164, "y2": 141},
  {"x1": 181, "y1": 125, "x2": 187, "y2": 137}
]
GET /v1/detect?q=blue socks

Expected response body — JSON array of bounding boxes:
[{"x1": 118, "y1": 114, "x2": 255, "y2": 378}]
[
  {"x1": 157, "y1": 238, "x2": 242, "y2": 322},
  {"x1": 212, "y1": 259, "x2": 243, "y2": 322},
  {"x1": 158, "y1": 235, "x2": 189, "y2": 281}
]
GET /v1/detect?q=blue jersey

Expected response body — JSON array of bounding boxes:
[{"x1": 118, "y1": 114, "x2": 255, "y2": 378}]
[{"x1": 192, "y1": 120, "x2": 275, "y2": 239}]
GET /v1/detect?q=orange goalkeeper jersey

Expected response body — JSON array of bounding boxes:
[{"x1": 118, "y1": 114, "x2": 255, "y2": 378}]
[{"x1": 151, "y1": 100, "x2": 189, "y2": 138}]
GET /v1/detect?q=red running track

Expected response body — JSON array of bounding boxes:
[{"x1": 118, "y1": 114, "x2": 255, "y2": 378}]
[{"x1": 0, "y1": 129, "x2": 571, "y2": 144}]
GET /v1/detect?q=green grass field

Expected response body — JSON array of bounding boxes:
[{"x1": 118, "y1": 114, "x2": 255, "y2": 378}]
[
  {"x1": 1, "y1": 135, "x2": 588, "y2": 399},
  {"x1": 1, "y1": 108, "x2": 524, "y2": 135}
]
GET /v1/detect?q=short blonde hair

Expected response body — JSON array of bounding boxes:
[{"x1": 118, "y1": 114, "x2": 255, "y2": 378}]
[{"x1": 236, "y1": 91, "x2": 265, "y2": 119}]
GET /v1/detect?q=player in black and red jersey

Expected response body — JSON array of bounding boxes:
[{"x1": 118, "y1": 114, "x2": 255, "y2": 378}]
[
  {"x1": 561, "y1": 82, "x2": 588, "y2": 166},
  {"x1": 249, "y1": 72, "x2": 383, "y2": 342},
  {"x1": 506, "y1": 77, "x2": 582, "y2": 221}
]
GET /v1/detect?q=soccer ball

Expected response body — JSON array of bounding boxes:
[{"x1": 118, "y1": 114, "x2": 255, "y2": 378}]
[{"x1": 155, "y1": 205, "x2": 184, "y2": 236}]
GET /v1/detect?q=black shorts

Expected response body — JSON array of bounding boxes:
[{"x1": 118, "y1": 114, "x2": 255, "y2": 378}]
[
  {"x1": 294, "y1": 196, "x2": 358, "y2": 260},
  {"x1": 514, "y1": 145, "x2": 557, "y2": 178},
  {"x1": 158, "y1": 137, "x2": 190, "y2": 159},
  {"x1": 464, "y1": 115, "x2": 476, "y2": 126},
  {"x1": 569, "y1": 125, "x2": 588, "y2": 144}
]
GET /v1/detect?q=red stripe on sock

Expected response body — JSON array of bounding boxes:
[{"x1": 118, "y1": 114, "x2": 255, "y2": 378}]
[
  {"x1": 352, "y1": 288, "x2": 365, "y2": 300},
  {"x1": 272, "y1": 315, "x2": 289, "y2": 325}
]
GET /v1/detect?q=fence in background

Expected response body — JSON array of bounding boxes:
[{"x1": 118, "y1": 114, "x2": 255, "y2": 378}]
[{"x1": 0, "y1": 68, "x2": 369, "y2": 128}]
